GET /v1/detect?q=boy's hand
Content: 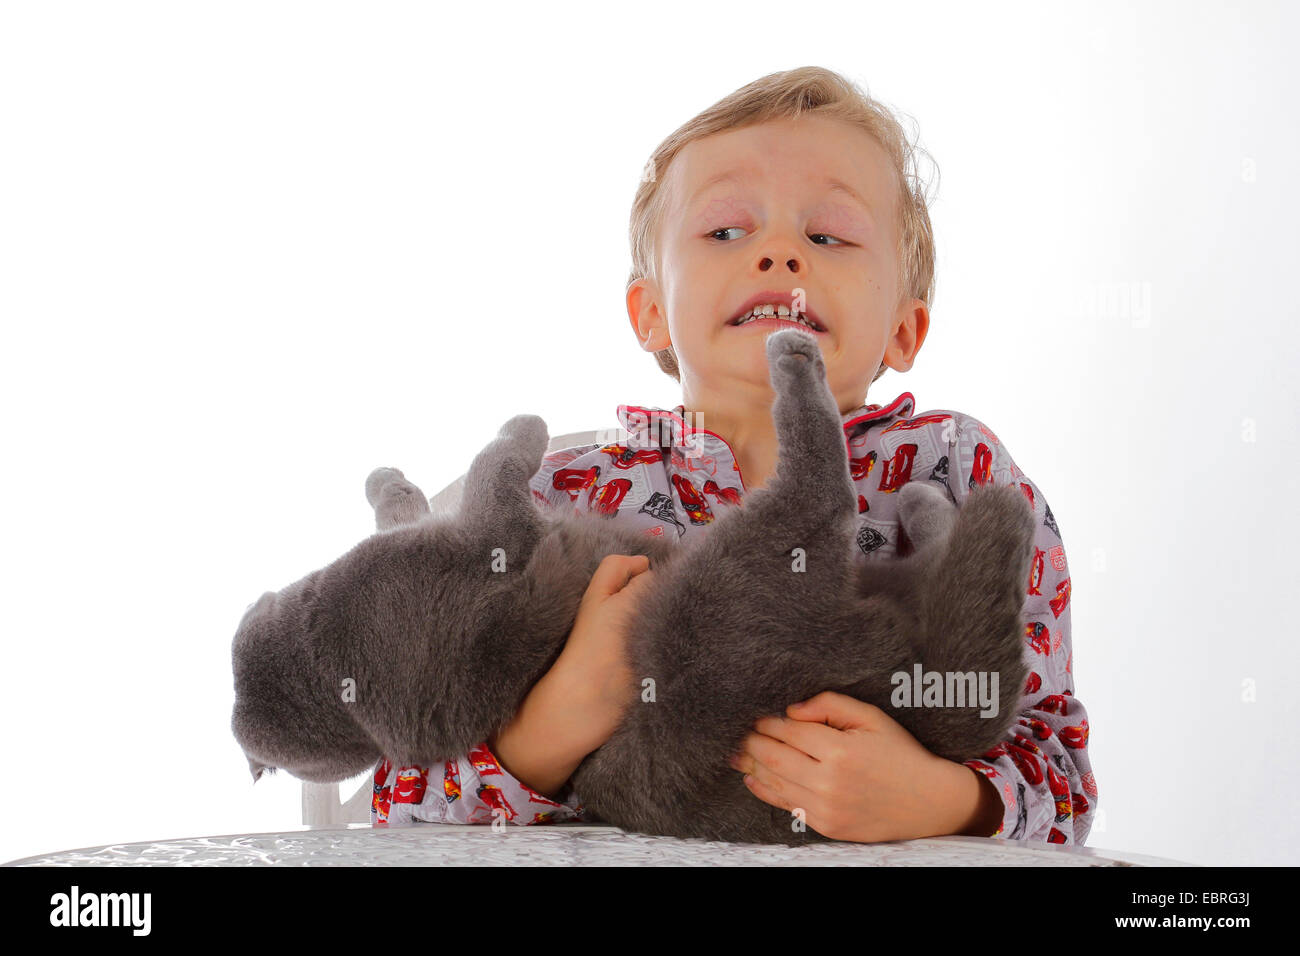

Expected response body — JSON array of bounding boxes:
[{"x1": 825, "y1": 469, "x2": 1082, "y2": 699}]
[
  {"x1": 550, "y1": 553, "x2": 655, "y2": 748},
  {"x1": 727, "y1": 691, "x2": 1002, "y2": 842},
  {"x1": 488, "y1": 554, "x2": 653, "y2": 798}
]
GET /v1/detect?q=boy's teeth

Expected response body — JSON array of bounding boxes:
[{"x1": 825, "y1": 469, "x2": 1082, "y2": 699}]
[{"x1": 734, "y1": 303, "x2": 820, "y2": 330}]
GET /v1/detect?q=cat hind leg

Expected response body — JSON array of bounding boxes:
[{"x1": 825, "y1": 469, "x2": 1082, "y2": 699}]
[{"x1": 461, "y1": 414, "x2": 550, "y2": 539}]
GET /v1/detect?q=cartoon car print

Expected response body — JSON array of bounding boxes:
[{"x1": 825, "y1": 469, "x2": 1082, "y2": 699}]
[
  {"x1": 393, "y1": 765, "x2": 430, "y2": 804},
  {"x1": 518, "y1": 781, "x2": 563, "y2": 808},
  {"x1": 589, "y1": 477, "x2": 632, "y2": 515},
  {"x1": 468, "y1": 744, "x2": 503, "y2": 777},
  {"x1": 968, "y1": 442, "x2": 993, "y2": 489},
  {"x1": 1006, "y1": 739, "x2": 1044, "y2": 785},
  {"x1": 1080, "y1": 771, "x2": 1099, "y2": 798},
  {"x1": 850, "y1": 450, "x2": 878, "y2": 482},
  {"x1": 1025, "y1": 621, "x2": 1051, "y2": 655},
  {"x1": 1012, "y1": 732, "x2": 1043, "y2": 755},
  {"x1": 1033, "y1": 693, "x2": 1068, "y2": 715},
  {"x1": 1046, "y1": 764, "x2": 1072, "y2": 823},
  {"x1": 477, "y1": 784, "x2": 519, "y2": 821},
  {"x1": 876, "y1": 444, "x2": 917, "y2": 493},
  {"x1": 980, "y1": 742, "x2": 1010, "y2": 762},
  {"x1": 1020, "y1": 716, "x2": 1053, "y2": 741},
  {"x1": 443, "y1": 761, "x2": 461, "y2": 803},
  {"x1": 372, "y1": 758, "x2": 393, "y2": 822},
  {"x1": 672, "y1": 474, "x2": 714, "y2": 524},
  {"x1": 881, "y1": 413, "x2": 951, "y2": 435},
  {"x1": 552, "y1": 466, "x2": 600, "y2": 502},
  {"x1": 1024, "y1": 671, "x2": 1042, "y2": 695},
  {"x1": 1049, "y1": 577, "x2": 1072, "y2": 618},
  {"x1": 702, "y1": 478, "x2": 741, "y2": 507},
  {"x1": 1060, "y1": 720, "x2": 1089, "y2": 749},
  {"x1": 600, "y1": 444, "x2": 664, "y2": 469},
  {"x1": 1027, "y1": 546, "x2": 1045, "y2": 596},
  {"x1": 1018, "y1": 481, "x2": 1035, "y2": 510}
]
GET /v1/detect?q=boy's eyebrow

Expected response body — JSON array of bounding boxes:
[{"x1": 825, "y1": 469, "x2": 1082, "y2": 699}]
[{"x1": 687, "y1": 168, "x2": 876, "y2": 220}]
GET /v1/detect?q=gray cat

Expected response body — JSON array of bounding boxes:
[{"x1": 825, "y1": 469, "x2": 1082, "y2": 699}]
[{"x1": 231, "y1": 329, "x2": 1036, "y2": 845}]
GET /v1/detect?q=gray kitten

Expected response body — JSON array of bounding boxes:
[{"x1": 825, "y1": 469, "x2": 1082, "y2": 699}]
[{"x1": 231, "y1": 329, "x2": 1035, "y2": 845}]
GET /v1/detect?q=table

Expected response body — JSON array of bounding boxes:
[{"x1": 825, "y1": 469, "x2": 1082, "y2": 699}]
[{"x1": 3, "y1": 823, "x2": 1193, "y2": 866}]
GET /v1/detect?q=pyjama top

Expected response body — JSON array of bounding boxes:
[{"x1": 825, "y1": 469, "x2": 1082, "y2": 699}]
[{"x1": 369, "y1": 391, "x2": 1097, "y2": 845}]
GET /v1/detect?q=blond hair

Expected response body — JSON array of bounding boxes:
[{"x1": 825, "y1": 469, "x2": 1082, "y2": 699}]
[{"x1": 628, "y1": 66, "x2": 938, "y2": 385}]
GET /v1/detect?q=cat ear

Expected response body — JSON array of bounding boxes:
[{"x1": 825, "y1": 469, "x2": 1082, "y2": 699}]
[{"x1": 247, "y1": 757, "x2": 275, "y2": 783}]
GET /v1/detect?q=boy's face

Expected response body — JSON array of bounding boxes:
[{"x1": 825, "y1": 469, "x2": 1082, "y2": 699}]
[{"x1": 629, "y1": 114, "x2": 929, "y2": 411}]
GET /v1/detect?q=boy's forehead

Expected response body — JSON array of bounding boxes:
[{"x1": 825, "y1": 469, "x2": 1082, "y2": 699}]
[{"x1": 669, "y1": 118, "x2": 897, "y2": 226}]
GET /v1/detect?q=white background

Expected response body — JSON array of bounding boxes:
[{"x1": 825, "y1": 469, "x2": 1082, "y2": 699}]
[{"x1": 1, "y1": 0, "x2": 1295, "y2": 867}]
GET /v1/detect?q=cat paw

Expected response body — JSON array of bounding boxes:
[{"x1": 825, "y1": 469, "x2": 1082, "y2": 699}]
[
  {"x1": 497, "y1": 414, "x2": 550, "y2": 464},
  {"x1": 897, "y1": 479, "x2": 948, "y2": 511},
  {"x1": 897, "y1": 481, "x2": 957, "y2": 551},
  {"x1": 765, "y1": 327, "x2": 825, "y2": 383},
  {"x1": 365, "y1": 467, "x2": 423, "y2": 509}
]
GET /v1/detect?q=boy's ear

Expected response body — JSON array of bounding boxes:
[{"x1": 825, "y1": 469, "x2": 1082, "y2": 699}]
[
  {"x1": 627, "y1": 279, "x2": 671, "y2": 353},
  {"x1": 883, "y1": 296, "x2": 930, "y2": 373}
]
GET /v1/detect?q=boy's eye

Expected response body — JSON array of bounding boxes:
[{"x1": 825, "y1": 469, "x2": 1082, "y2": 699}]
[{"x1": 706, "y1": 227, "x2": 846, "y2": 246}]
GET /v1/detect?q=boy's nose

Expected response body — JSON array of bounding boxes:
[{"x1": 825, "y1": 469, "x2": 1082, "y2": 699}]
[{"x1": 758, "y1": 255, "x2": 801, "y2": 274}]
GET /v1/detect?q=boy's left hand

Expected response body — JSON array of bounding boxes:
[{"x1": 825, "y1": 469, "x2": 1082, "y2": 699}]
[{"x1": 727, "y1": 690, "x2": 979, "y2": 843}]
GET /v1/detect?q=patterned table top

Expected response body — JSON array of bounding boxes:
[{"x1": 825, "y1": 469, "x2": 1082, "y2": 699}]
[{"x1": 4, "y1": 823, "x2": 1193, "y2": 867}]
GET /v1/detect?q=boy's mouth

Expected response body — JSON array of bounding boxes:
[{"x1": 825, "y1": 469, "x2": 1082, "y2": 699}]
[
  {"x1": 725, "y1": 292, "x2": 828, "y2": 333},
  {"x1": 728, "y1": 308, "x2": 827, "y2": 334}
]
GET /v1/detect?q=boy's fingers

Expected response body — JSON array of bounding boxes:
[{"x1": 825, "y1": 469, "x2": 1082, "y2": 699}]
[
  {"x1": 621, "y1": 554, "x2": 652, "y2": 581},
  {"x1": 587, "y1": 554, "x2": 652, "y2": 599}
]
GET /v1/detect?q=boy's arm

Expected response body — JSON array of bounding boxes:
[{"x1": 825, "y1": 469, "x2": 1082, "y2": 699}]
[
  {"x1": 371, "y1": 742, "x2": 589, "y2": 827},
  {"x1": 487, "y1": 660, "x2": 611, "y2": 799},
  {"x1": 368, "y1": 660, "x2": 598, "y2": 827},
  {"x1": 944, "y1": 414, "x2": 1099, "y2": 844}
]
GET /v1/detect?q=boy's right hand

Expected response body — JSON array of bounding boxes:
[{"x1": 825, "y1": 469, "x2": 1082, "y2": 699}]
[
  {"x1": 553, "y1": 553, "x2": 654, "y2": 740},
  {"x1": 487, "y1": 554, "x2": 655, "y2": 799}
]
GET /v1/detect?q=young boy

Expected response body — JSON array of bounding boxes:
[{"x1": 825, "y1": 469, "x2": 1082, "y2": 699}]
[{"x1": 372, "y1": 67, "x2": 1097, "y2": 845}]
